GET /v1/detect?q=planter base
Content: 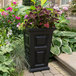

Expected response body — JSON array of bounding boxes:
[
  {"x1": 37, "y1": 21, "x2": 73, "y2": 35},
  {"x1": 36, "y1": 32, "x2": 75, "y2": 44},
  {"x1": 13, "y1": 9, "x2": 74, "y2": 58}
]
[{"x1": 29, "y1": 66, "x2": 50, "y2": 72}]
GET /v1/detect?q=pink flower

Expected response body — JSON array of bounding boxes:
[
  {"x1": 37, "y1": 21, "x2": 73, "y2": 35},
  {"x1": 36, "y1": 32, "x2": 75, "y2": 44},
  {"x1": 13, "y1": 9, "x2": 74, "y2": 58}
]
[
  {"x1": 44, "y1": 22, "x2": 49, "y2": 28},
  {"x1": 66, "y1": 17, "x2": 70, "y2": 20},
  {"x1": 63, "y1": 7, "x2": 68, "y2": 11},
  {"x1": 6, "y1": 7, "x2": 13, "y2": 12},
  {"x1": 15, "y1": 16, "x2": 20, "y2": 20},
  {"x1": 30, "y1": 22, "x2": 32, "y2": 24},
  {"x1": 13, "y1": 2, "x2": 16, "y2": 5},
  {"x1": 12, "y1": 15, "x2": 15, "y2": 17},
  {"x1": 1, "y1": 11, "x2": 8, "y2": 16},
  {"x1": 40, "y1": 22, "x2": 43, "y2": 25},
  {"x1": 17, "y1": 23, "x2": 20, "y2": 27},
  {"x1": 24, "y1": 15, "x2": 28, "y2": 19},
  {"x1": 58, "y1": 11, "x2": 63, "y2": 15}
]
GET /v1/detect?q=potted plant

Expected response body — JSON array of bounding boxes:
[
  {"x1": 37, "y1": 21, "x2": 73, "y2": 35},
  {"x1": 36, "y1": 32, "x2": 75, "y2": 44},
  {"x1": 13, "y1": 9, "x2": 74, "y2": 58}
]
[{"x1": 19, "y1": 0, "x2": 58, "y2": 72}]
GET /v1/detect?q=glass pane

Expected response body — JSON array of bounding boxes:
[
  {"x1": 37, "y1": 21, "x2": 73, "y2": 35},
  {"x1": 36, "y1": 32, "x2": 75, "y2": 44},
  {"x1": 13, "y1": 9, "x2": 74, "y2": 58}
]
[
  {"x1": 61, "y1": 0, "x2": 66, "y2": 5},
  {"x1": 61, "y1": 0, "x2": 70, "y2": 5},
  {"x1": 66, "y1": 0, "x2": 69, "y2": 4}
]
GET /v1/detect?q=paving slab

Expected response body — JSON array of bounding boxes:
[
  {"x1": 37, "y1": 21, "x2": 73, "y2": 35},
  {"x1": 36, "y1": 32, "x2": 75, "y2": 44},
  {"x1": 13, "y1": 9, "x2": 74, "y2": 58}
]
[
  {"x1": 55, "y1": 52, "x2": 76, "y2": 75},
  {"x1": 44, "y1": 73, "x2": 53, "y2": 76},
  {"x1": 23, "y1": 61, "x2": 71, "y2": 76},
  {"x1": 34, "y1": 72, "x2": 43, "y2": 76}
]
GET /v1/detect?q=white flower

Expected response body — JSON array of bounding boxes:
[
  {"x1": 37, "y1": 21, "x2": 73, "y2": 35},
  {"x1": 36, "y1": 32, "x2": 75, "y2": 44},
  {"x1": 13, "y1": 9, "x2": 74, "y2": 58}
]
[
  {"x1": 53, "y1": 5, "x2": 60, "y2": 11},
  {"x1": 7, "y1": 30, "x2": 12, "y2": 37},
  {"x1": 5, "y1": 40, "x2": 10, "y2": 45}
]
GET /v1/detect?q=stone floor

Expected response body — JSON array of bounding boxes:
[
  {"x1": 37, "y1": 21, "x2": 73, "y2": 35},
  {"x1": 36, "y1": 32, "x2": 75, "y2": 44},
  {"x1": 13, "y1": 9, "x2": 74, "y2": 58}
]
[{"x1": 23, "y1": 61, "x2": 71, "y2": 76}]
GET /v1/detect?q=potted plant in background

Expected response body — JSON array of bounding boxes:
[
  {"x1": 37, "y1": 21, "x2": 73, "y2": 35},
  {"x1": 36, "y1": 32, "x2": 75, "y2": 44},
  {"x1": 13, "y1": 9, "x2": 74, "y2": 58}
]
[{"x1": 18, "y1": 0, "x2": 58, "y2": 72}]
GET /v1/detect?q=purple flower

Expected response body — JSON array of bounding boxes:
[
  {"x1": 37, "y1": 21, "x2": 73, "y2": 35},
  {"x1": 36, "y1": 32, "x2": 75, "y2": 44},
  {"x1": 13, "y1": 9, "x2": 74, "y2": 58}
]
[{"x1": 24, "y1": 15, "x2": 28, "y2": 19}]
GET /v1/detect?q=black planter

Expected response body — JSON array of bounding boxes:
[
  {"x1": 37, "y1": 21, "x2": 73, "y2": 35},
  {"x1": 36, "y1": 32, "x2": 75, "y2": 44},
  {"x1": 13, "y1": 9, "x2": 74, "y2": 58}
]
[{"x1": 24, "y1": 28, "x2": 55, "y2": 72}]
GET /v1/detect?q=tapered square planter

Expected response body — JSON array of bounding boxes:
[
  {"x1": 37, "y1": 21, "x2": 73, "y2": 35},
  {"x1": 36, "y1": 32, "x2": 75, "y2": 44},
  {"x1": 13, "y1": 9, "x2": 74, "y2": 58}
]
[{"x1": 24, "y1": 28, "x2": 55, "y2": 72}]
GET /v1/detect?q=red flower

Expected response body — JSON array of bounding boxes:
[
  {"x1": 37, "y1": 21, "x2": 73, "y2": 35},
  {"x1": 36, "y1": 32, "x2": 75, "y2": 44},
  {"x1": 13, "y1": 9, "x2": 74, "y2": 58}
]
[
  {"x1": 8, "y1": 20, "x2": 10, "y2": 23},
  {"x1": 44, "y1": 22, "x2": 49, "y2": 28}
]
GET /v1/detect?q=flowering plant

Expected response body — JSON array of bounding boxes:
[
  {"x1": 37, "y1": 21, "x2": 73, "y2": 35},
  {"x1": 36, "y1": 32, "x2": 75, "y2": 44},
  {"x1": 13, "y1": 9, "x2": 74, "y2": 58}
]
[
  {"x1": 19, "y1": 5, "x2": 59, "y2": 29},
  {"x1": 53, "y1": 5, "x2": 70, "y2": 31},
  {"x1": 0, "y1": 2, "x2": 24, "y2": 35}
]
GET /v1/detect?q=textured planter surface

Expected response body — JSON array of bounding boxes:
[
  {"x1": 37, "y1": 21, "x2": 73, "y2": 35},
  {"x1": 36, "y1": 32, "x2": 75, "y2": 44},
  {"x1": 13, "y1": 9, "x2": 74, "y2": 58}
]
[{"x1": 24, "y1": 28, "x2": 55, "y2": 72}]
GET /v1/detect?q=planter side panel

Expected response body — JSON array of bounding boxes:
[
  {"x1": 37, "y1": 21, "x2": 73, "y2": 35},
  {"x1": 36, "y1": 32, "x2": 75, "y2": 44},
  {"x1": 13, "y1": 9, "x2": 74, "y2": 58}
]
[{"x1": 24, "y1": 29, "x2": 54, "y2": 72}]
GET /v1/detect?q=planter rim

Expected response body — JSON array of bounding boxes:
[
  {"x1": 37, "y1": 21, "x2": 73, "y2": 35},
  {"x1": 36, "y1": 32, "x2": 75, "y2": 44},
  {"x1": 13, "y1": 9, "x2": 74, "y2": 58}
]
[{"x1": 24, "y1": 27, "x2": 56, "y2": 31}]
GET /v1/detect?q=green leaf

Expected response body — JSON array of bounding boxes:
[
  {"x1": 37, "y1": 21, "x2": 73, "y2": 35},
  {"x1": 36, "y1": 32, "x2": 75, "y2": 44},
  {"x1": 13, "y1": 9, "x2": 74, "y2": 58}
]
[
  {"x1": 1, "y1": 45, "x2": 13, "y2": 55},
  {"x1": 0, "y1": 9, "x2": 4, "y2": 12},
  {"x1": 41, "y1": 0, "x2": 47, "y2": 6},
  {"x1": 62, "y1": 39, "x2": 69, "y2": 45},
  {"x1": 18, "y1": 6, "x2": 30, "y2": 15},
  {"x1": 62, "y1": 45, "x2": 72, "y2": 54},
  {"x1": 54, "y1": 30, "x2": 76, "y2": 37},
  {"x1": 47, "y1": 8, "x2": 53, "y2": 13},
  {"x1": 0, "y1": 55, "x2": 5, "y2": 62},
  {"x1": 51, "y1": 46, "x2": 60, "y2": 56},
  {"x1": 69, "y1": 39, "x2": 76, "y2": 43},
  {"x1": 31, "y1": 0, "x2": 36, "y2": 4},
  {"x1": 42, "y1": 2, "x2": 49, "y2": 7},
  {"x1": 3, "y1": 59, "x2": 13, "y2": 65},
  {"x1": 53, "y1": 38, "x2": 62, "y2": 47},
  {"x1": 3, "y1": 73, "x2": 8, "y2": 76},
  {"x1": 30, "y1": 6, "x2": 36, "y2": 10},
  {"x1": 0, "y1": 64, "x2": 9, "y2": 73}
]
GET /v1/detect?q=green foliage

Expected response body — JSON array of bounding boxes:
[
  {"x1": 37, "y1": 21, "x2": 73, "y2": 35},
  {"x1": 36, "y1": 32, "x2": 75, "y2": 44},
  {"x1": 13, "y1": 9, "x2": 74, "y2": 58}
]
[
  {"x1": 62, "y1": 45, "x2": 72, "y2": 54},
  {"x1": 51, "y1": 46, "x2": 60, "y2": 56},
  {"x1": 51, "y1": 30, "x2": 76, "y2": 56},
  {"x1": 55, "y1": 13, "x2": 70, "y2": 31},
  {"x1": 19, "y1": 5, "x2": 58, "y2": 29},
  {"x1": 41, "y1": 0, "x2": 47, "y2": 6},
  {"x1": 12, "y1": 35, "x2": 25, "y2": 72},
  {"x1": 0, "y1": 44, "x2": 14, "y2": 75},
  {"x1": 23, "y1": 0, "x2": 33, "y2": 6},
  {"x1": 52, "y1": 38, "x2": 62, "y2": 47},
  {"x1": 54, "y1": 30, "x2": 76, "y2": 37},
  {"x1": 71, "y1": 0, "x2": 76, "y2": 14},
  {"x1": 0, "y1": 28, "x2": 15, "y2": 76},
  {"x1": 0, "y1": 3, "x2": 25, "y2": 36}
]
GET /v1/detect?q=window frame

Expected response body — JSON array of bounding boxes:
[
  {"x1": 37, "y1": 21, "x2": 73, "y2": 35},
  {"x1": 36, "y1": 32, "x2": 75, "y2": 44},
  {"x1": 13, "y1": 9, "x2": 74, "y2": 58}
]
[{"x1": 60, "y1": 0, "x2": 71, "y2": 7}]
